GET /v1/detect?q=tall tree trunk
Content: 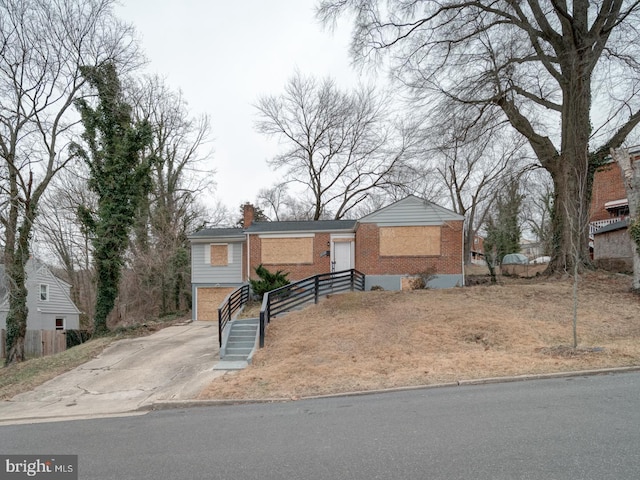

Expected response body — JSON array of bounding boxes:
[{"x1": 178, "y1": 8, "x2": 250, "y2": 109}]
[
  {"x1": 93, "y1": 238, "x2": 123, "y2": 335},
  {"x1": 546, "y1": 156, "x2": 592, "y2": 272},
  {"x1": 546, "y1": 63, "x2": 592, "y2": 273},
  {"x1": 4, "y1": 252, "x2": 28, "y2": 365},
  {"x1": 4, "y1": 168, "x2": 36, "y2": 364}
]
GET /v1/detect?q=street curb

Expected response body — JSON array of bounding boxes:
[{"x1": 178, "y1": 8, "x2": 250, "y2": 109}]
[{"x1": 148, "y1": 365, "x2": 640, "y2": 411}]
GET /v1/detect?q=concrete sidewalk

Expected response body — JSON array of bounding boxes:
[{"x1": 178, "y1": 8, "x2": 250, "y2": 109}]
[{"x1": 0, "y1": 321, "x2": 227, "y2": 425}]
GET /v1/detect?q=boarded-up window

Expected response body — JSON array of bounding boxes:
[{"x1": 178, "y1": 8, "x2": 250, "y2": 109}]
[
  {"x1": 261, "y1": 237, "x2": 313, "y2": 264},
  {"x1": 210, "y1": 244, "x2": 228, "y2": 266},
  {"x1": 379, "y1": 226, "x2": 441, "y2": 256}
]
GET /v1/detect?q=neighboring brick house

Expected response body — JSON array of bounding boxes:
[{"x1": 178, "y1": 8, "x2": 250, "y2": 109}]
[
  {"x1": 188, "y1": 196, "x2": 465, "y2": 320},
  {"x1": 471, "y1": 235, "x2": 485, "y2": 262},
  {"x1": 589, "y1": 147, "x2": 640, "y2": 271}
]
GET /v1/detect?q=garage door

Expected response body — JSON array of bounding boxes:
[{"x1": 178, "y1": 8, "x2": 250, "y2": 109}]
[{"x1": 196, "y1": 287, "x2": 235, "y2": 321}]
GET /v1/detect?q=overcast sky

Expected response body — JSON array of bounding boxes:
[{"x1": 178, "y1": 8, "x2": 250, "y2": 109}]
[{"x1": 116, "y1": 0, "x2": 368, "y2": 218}]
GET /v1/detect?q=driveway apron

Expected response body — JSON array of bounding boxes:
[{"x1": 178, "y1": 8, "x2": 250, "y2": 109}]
[{"x1": 0, "y1": 321, "x2": 226, "y2": 424}]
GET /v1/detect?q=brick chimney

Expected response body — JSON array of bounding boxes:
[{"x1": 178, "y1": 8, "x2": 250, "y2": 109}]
[{"x1": 243, "y1": 203, "x2": 255, "y2": 228}]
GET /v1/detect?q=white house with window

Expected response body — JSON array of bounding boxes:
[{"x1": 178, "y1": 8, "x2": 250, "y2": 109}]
[{"x1": 0, "y1": 258, "x2": 80, "y2": 331}]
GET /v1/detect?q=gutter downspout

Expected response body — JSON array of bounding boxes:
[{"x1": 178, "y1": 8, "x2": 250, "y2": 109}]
[
  {"x1": 246, "y1": 234, "x2": 251, "y2": 283},
  {"x1": 461, "y1": 218, "x2": 466, "y2": 287}
]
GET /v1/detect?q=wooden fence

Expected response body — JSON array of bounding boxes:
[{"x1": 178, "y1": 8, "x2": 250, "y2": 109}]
[{"x1": 0, "y1": 329, "x2": 67, "y2": 359}]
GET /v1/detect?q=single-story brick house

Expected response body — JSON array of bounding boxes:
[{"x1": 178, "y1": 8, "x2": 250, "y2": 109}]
[{"x1": 188, "y1": 195, "x2": 465, "y2": 321}]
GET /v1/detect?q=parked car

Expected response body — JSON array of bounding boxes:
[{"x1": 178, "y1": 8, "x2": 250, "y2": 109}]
[
  {"x1": 501, "y1": 253, "x2": 529, "y2": 265},
  {"x1": 532, "y1": 256, "x2": 551, "y2": 264}
]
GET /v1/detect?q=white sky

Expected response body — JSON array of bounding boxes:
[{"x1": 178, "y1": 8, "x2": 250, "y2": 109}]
[{"x1": 116, "y1": 0, "x2": 367, "y2": 217}]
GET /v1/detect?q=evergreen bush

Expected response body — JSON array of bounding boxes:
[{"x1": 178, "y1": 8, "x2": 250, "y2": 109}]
[{"x1": 249, "y1": 264, "x2": 290, "y2": 299}]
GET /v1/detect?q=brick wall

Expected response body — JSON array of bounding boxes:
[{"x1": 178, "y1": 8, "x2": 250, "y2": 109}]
[
  {"x1": 590, "y1": 162, "x2": 627, "y2": 222},
  {"x1": 354, "y1": 221, "x2": 464, "y2": 275},
  {"x1": 248, "y1": 232, "x2": 333, "y2": 280}
]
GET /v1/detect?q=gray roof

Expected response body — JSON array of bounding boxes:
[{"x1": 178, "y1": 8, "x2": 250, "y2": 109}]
[
  {"x1": 245, "y1": 220, "x2": 357, "y2": 234},
  {"x1": 188, "y1": 227, "x2": 245, "y2": 240},
  {"x1": 594, "y1": 218, "x2": 629, "y2": 235},
  {"x1": 189, "y1": 195, "x2": 463, "y2": 239}
]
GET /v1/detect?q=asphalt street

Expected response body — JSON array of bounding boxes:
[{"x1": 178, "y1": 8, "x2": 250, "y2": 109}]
[{"x1": 1, "y1": 372, "x2": 638, "y2": 479}]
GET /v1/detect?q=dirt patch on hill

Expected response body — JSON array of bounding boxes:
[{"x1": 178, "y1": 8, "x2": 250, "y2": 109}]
[{"x1": 199, "y1": 271, "x2": 640, "y2": 400}]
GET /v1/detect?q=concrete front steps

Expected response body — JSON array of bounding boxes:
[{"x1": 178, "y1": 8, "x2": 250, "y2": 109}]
[{"x1": 216, "y1": 318, "x2": 259, "y2": 369}]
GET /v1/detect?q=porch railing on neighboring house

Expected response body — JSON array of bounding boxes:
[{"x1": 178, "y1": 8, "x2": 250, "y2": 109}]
[
  {"x1": 259, "y1": 269, "x2": 365, "y2": 348},
  {"x1": 589, "y1": 216, "x2": 628, "y2": 237},
  {"x1": 217, "y1": 284, "x2": 250, "y2": 347}
]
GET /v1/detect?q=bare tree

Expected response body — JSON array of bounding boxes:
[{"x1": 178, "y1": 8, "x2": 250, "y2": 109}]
[
  {"x1": 430, "y1": 117, "x2": 529, "y2": 264},
  {"x1": 255, "y1": 71, "x2": 412, "y2": 220},
  {"x1": 319, "y1": 0, "x2": 640, "y2": 273},
  {"x1": 0, "y1": 0, "x2": 138, "y2": 363},
  {"x1": 562, "y1": 155, "x2": 591, "y2": 347},
  {"x1": 36, "y1": 167, "x2": 96, "y2": 324},
  {"x1": 256, "y1": 183, "x2": 329, "y2": 221},
  {"x1": 128, "y1": 75, "x2": 214, "y2": 317},
  {"x1": 521, "y1": 169, "x2": 555, "y2": 256}
]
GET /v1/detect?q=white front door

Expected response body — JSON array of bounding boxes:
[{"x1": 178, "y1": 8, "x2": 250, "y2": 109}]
[{"x1": 332, "y1": 241, "x2": 354, "y2": 272}]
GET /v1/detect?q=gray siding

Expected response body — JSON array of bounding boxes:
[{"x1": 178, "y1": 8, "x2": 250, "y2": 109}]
[
  {"x1": 365, "y1": 274, "x2": 464, "y2": 291},
  {"x1": 191, "y1": 241, "x2": 244, "y2": 285},
  {"x1": 359, "y1": 195, "x2": 464, "y2": 226},
  {"x1": 0, "y1": 261, "x2": 80, "y2": 330}
]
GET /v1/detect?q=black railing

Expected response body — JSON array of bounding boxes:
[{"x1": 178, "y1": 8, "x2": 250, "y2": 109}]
[
  {"x1": 217, "y1": 284, "x2": 250, "y2": 347},
  {"x1": 259, "y1": 269, "x2": 365, "y2": 348}
]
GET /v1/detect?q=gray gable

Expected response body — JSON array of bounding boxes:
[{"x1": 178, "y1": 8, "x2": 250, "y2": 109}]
[
  {"x1": 0, "y1": 259, "x2": 80, "y2": 314},
  {"x1": 359, "y1": 195, "x2": 464, "y2": 226}
]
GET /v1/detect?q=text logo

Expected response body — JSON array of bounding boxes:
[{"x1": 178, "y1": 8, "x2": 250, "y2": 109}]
[{"x1": 1, "y1": 455, "x2": 77, "y2": 479}]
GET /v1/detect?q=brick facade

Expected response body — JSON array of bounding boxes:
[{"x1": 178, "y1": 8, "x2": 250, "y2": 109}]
[
  {"x1": 354, "y1": 221, "x2": 464, "y2": 275},
  {"x1": 590, "y1": 161, "x2": 627, "y2": 222},
  {"x1": 195, "y1": 196, "x2": 465, "y2": 290},
  {"x1": 247, "y1": 222, "x2": 464, "y2": 280},
  {"x1": 248, "y1": 232, "x2": 334, "y2": 281},
  {"x1": 589, "y1": 150, "x2": 639, "y2": 272}
]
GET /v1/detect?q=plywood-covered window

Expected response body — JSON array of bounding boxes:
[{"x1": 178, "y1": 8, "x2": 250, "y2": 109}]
[
  {"x1": 210, "y1": 244, "x2": 228, "y2": 266},
  {"x1": 261, "y1": 236, "x2": 314, "y2": 264},
  {"x1": 379, "y1": 226, "x2": 441, "y2": 256}
]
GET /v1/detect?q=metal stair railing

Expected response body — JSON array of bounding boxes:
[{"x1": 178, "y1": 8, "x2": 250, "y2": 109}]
[
  {"x1": 217, "y1": 284, "x2": 250, "y2": 347},
  {"x1": 259, "y1": 269, "x2": 365, "y2": 348}
]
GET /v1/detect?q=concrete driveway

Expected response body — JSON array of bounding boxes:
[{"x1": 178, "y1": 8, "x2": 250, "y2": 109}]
[{"x1": 0, "y1": 321, "x2": 226, "y2": 425}]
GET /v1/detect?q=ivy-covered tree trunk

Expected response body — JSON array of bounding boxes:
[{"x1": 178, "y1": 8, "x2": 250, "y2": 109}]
[
  {"x1": 73, "y1": 63, "x2": 153, "y2": 335},
  {"x1": 4, "y1": 180, "x2": 44, "y2": 364},
  {"x1": 4, "y1": 247, "x2": 29, "y2": 365}
]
